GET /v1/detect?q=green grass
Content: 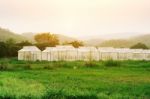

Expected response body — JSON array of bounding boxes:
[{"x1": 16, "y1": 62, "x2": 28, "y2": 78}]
[{"x1": 0, "y1": 58, "x2": 149, "y2": 99}]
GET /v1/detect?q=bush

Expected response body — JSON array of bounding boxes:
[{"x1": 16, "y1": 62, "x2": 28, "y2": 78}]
[
  {"x1": 103, "y1": 60, "x2": 121, "y2": 67},
  {"x1": 85, "y1": 61, "x2": 99, "y2": 68},
  {"x1": 0, "y1": 63, "x2": 8, "y2": 70}
]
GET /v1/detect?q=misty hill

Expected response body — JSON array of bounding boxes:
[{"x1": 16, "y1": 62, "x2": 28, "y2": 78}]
[
  {"x1": 84, "y1": 38, "x2": 104, "y2": 46},
  {"x1": 0, "y1": 27, "x2": 28, "y2": 42},
  {"x1": 22, "y1": 33, "x2": 77, "y2": 44},
  {"x1": 22, "y1": 32, "x2": 35, "y2": 42},
  {"x1": 98, "y1": 34, "x2": 150, "y2": 48},
  {"x1": 99, "y1": 39, "x2": 135, "y2": 48},
  {"x1": 54, "y1": 34, "x2": 77, "y2": 44},
  {"x1": 1, "y1": 26, "x2": 150, "y2": 48},
  {"x1": 130, "y1": 34, "x2": 150, "y2": 47}
]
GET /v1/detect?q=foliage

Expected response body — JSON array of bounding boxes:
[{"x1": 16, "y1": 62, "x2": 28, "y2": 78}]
[
  {"x1": 16, "y1": 40, "x2": 32, "y2": 46},
  {"x1": 0, "y1": 62, "x2": 8, "y2": 70},
  {"x1": 0, "y1": 40, "x2": 20, "y2": 58},
  {"x1": 0, "y1": 39, "x2": 33, "y2": 58},
  {"x1": 63, "y1": 40, "x2": 84, "y2": 48},
  {"x1": 0, "y1": 42, "x2": 7, "y2": 57},
  {"x1": 34, "y1": 33, "x2": 59, "y2": 46},
  {"x1": 35, "y1": 43, "x2": 51, "y2": 51},
  {"x1": 130, "y1": 43, "x2": 149, "y2": 49}
]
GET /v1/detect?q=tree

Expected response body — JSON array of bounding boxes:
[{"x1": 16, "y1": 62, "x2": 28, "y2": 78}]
[
  {"x1": 17, "y1": 41, "x2": 32, "y2": 47},
  {"x1": 63, "y1": 40, "x2": 84, "y2": 48},
  {"x1": 5, "y1": 38, "x2": 19, "y2": 57},
  {"x1": 0, "y1": 39, "x2": 19, "y2": 58},
  {"x1": 34, "y1": 33, "x2": 59, "y2": 50},
  {"x1": 6, "y1": 38, "x2": 16, "y2": 45},
  {"x1": 130, "y1": 43, "x2": 148, "y2": 49},
  {"x1": 34, "y1": 33, "x2": 59, "y2": 45},
  {"x1": 0, "y1": 42, "x2": 7, "y2": 57}
]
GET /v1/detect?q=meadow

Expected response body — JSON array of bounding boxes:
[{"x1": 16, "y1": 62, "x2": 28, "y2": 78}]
[{"x1": 0, "y1": 58, "x2": 149, "y2": 99}]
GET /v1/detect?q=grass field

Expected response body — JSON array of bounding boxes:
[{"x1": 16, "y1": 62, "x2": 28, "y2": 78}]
[{"x1": 0, "y1": 58, "x2": 149, "y2": 99}]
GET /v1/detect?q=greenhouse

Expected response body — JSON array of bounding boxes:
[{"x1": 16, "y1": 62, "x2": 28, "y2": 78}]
[
  {"x1": 18, "y1": 46, "x2": 150, "y2": 61},
  {"x1": 18, "y1": 46, "x2": 41, "y2": 61}
]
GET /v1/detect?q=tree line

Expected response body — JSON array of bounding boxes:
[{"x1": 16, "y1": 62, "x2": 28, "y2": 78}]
[{"x1": 0, "y1": 33, "x2": 83, "y2": 58}]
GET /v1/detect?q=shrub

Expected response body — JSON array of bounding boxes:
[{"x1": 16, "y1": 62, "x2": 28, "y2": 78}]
[
  {"x1": 0, "y1": 63, "x2": 8, "y2": 70},
  {"x1": 103, "y1": 60, "x2": 121, "y2": 67},
  {"x1": 85, "y1": 61, "x2": 99, "y2": 68}
]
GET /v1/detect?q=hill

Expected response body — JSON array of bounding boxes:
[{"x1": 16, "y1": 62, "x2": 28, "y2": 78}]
[
  {"x1": 22, "y1": 33, "x2": 77, "y2": 44},
  {"x1": 22, "y1": 32, "x2": 35, "y2": 42},
  {"x1": 98, "y1": 34, "x2": 150, "y2": 48},
  {"x1": 130, "y1": 34, "x2": 150, "y2": 48},
  {"x1": 84, "y1": 38, "x2": 104, "y2": 46},
  {"x1": 99, "y1": 39, "x2": 135, "y2": 48},
  {"x1": 0, "y1": 27, "x2": 28, "y2": 42},
  {"x1": 1, "y1": 27, "x2": 150, "y2": 48},
  {"x1": 54, "y1": 34, "x2": 77, "y2": 44}
]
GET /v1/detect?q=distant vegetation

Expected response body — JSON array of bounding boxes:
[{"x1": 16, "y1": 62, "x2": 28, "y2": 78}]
[
  {"x1": 0, "y1": 39, "x2": 32, "y2": 58},
  {"x1": 1, "y1": 26, "x2": 150, "y2": 51},
  {"x1": 131, "y1": 43, "x2": 149, "y2": 49},
  {"x1": 63, "y1": 40, "x2": 84, "y2": 48},
  {"x1": 99, "y1": 39, "x2": 134, "y2": 48},
  {"x1": 0, "y1": 30, "x2": 84, "y2": 57},
  {"x1": 0, "y1": 27, "x2": 77, "y2": 44},
  {"x1": 98, "y1": 34, "x2": 150, "y2": 48}
]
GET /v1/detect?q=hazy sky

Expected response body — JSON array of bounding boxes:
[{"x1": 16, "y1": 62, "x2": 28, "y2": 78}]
[{"x1": 0, "y1": 0, "x2": 150, "y2": 38}]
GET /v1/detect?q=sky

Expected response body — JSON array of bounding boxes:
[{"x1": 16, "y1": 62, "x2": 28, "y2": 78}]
[{"x1": 0, "y1": 0, "x2": 150, "y2": 38}]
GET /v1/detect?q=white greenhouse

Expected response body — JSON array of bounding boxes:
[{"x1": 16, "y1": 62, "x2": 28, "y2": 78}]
[
  {"x1": 78, "y1": 47, "x2": 98, "y2": 61},
  {"x1": 98, "y1": 47, "x2": 118, "y2": 60},
  {"x1": 18, "y1": 46, "x2": 41, "y2": 61},
  {"x1": 42, "y1": 45, "x2": 78, "y2": 61},
  {"x1": 143, "y1": 50, "x2": 150, "y2": 60},
  {"x1": 66, "y1": 48, "x2": 78, "y2": 61},
  {"x1": 42, "y1": 47, "x2": 58, "y2": 61},
  {"x1": 117, "y1": 48, "x2": 133, "y2": 60},
  {"x1": 18, "y1": 46, "x2": 150, "y2": 61},
  {"x1": 131, "y1": 49, "x2": 145, "y2": 60}
]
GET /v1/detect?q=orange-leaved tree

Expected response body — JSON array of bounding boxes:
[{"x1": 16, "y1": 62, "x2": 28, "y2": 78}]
[
  {"x1": 34, "y1": 33, "x2": 59, "y2": 50},
  {"x1": 63, "y1": 40, "x2": 84, "y2": 48}
]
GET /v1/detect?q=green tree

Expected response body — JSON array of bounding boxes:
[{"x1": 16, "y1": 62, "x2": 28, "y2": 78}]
[
  {"x1": 0, "y1": 42, "x2": 7, "y2": 57},
  {"x1": 5, "y1": 38, "x2": 20, "y2": 57},
  {"x1": 130, "y1": 43, "x2": 148, "y2": 49},
  {"x1": 17, "y1": 41, "x2": 32, "y2": 47}
]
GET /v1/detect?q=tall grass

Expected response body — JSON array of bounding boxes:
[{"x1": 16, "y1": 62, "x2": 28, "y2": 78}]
[
  {"x1": 0, "y1": 58, "x2": 149, "y2": 98},
  {"x1": 103, "y1": 60, "x2": 121, "y2": 67}
]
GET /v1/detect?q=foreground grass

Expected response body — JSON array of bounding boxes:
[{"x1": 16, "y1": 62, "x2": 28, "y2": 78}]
[{"x1": 0, "y1": 58, "x2": 149, "y2": 99}]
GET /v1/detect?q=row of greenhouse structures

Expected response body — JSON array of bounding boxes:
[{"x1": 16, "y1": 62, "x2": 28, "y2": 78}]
[{"x1": 18, "y1": 46, "x2": 150, "y2": 61}]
